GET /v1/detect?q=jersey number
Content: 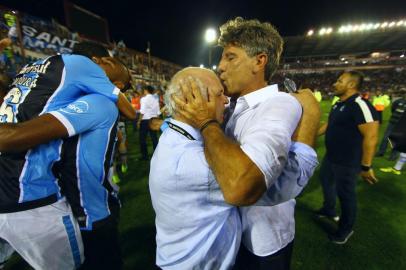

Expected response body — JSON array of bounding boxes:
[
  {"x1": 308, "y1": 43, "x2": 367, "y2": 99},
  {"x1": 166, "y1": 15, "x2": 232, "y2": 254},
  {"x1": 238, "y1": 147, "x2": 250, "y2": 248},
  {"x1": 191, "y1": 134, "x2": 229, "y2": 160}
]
[{"x1": 0, "y1": 87, "x2": 22, "y2": 123}]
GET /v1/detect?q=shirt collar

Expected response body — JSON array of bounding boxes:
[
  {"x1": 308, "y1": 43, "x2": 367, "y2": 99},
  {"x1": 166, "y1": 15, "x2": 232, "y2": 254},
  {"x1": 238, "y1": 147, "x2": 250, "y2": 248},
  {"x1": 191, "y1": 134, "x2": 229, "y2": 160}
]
[
  {"x1": 240, "y1": 84, "x2": 279, "y2": 108},
  {"x1": 169, "y1": 118, "x2": 202, "y2": 141},
  {"x1": 338, "y1": 93, "x2": 360, "y2": 104}
]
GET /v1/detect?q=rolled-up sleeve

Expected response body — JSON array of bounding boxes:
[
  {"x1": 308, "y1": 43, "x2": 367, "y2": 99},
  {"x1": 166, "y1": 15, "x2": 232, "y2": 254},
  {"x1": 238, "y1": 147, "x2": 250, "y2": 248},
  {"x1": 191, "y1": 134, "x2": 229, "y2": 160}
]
[{"x1": 255, "y1": 142, "x2": 318, "y2": 206}]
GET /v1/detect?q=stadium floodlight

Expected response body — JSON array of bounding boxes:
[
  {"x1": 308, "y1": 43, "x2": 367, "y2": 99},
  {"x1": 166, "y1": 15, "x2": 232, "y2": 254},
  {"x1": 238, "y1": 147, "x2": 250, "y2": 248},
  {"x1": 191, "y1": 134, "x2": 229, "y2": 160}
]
[
  {"x1": 212, "y1": 65, "x2": 217, "y2": 70},
  {"x1": 205, "y1": 28, "x2": 217, "y2": 43},
  {"x1": 307, "y1": 30, "x2": 314, "y2": 36},
  {"x1": 359, "y1": 24, "x2": 367, "y2": 31},
  {"x1": 352, "y1": 25, "x2": 359, "y2": 31},
  {"x1": 389, "y1": 21, "x2": 396, "y2": 27},
  {"x1": 366, "y1": 23, "x2": 374, "y2": 30},
  {"x1": 326, "y1": 27, "x2": 333, "y2": 34},
  {"x1": 401, "y1": 54, "x2": 405, "y2": 58},
  {"x1": 341, "y1": 57, "x2": 346, "y2": 61},
  {"x1": 319, "y1": 28, "x2": 326, "y2": 35},
  {"x1": 344, "y1": 61, "x2": 349, "y2": 64},
  {"x1": 397, "y1": 20, "x2": 404, "y2": 26},
  {"x1": 199, "y1": 64, "x2": 204, "y2": 68},
  {"x1": 362, "y1": 60, "x2": 368, "y2": 64},
  {"x1": 374, "y1": 23, "x2": 380, "y2": 29},
  {"x1": 381, "y1": 22, "x2": 389, "y2": 28}
]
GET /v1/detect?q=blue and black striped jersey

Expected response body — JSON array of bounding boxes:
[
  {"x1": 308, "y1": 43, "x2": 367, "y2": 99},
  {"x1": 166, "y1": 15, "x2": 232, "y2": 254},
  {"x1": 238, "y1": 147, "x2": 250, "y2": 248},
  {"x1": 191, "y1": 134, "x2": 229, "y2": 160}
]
[{"x1": 0, "y1": 54, "x2": 120, "y2": 213}]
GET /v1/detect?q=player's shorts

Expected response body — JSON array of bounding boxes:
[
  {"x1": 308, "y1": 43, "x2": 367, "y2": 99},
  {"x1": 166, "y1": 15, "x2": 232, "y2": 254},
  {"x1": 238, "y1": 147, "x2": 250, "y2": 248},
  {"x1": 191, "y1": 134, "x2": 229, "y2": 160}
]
[{"x1": 0, "y1": 199, "x2": 84, "y2": 269}]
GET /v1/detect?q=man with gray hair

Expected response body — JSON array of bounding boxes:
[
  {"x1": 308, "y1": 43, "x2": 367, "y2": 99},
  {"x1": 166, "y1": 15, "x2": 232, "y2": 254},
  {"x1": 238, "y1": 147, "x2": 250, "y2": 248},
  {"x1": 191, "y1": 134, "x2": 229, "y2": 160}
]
[
  {"x1": 173, "y1": 17, "x2": 320, "y2": 269},
  {"x1": 149, "y1": 64, "x2": 319, "y2": 269}
]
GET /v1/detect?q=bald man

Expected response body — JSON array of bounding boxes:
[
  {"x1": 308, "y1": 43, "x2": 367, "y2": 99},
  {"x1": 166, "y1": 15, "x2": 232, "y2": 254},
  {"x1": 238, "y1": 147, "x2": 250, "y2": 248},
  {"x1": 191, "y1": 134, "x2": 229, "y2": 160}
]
[
  {"x1": 149, "y1": 67, "x2": 319, "y2": 270},
  {"x1": 0, "y1": 52, "x2": 131, "y2": 269}
]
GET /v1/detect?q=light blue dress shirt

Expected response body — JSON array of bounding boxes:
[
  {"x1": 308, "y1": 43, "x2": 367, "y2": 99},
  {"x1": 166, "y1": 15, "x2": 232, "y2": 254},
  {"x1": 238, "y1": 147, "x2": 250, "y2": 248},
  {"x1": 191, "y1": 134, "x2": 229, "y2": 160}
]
[{"x1": 149, "y1": 119, "x2": 241, "y2": 270}]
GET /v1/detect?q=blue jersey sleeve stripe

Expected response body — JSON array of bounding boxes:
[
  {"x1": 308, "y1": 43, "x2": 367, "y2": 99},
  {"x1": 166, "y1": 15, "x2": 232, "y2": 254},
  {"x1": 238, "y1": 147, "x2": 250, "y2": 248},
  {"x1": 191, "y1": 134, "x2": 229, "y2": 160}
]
[
  {"x1": 62, "y1": 215, "x2": 82, "y2": 268},
  {"x1": 48, "y1": 111, "x2": 76, "y2": 137}
]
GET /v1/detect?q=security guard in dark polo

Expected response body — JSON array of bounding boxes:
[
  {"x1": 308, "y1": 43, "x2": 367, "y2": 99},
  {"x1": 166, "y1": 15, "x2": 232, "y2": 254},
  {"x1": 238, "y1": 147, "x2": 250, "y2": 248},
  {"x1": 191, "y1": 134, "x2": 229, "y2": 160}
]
[{"x1": 316, "y1": 71, "x2": 379, "y2": 244}]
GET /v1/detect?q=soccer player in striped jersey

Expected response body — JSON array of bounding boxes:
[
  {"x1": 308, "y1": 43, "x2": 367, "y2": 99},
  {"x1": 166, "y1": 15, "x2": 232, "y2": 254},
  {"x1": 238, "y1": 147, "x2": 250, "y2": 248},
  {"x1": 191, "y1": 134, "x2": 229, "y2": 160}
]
[{"x1": 0, "y1": 45, "x2": 133, "y2": 269}]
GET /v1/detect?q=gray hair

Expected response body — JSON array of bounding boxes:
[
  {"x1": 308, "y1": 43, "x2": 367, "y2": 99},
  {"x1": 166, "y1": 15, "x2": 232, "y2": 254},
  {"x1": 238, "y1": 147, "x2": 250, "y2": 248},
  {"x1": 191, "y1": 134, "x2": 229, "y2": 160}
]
[
  {"x1": 164, "y1": 72, "x2": 208, "y2": 116},
  {"x1": 218, "y1": 17, "x2": 284, "y2": 82}
]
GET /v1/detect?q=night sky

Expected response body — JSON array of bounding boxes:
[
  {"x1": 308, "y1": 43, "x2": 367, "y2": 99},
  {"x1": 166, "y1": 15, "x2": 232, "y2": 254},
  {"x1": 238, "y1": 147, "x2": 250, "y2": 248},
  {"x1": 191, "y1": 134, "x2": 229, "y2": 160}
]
[{"x1": 2, "y1": 0, "x2": 405, "y2": 66}]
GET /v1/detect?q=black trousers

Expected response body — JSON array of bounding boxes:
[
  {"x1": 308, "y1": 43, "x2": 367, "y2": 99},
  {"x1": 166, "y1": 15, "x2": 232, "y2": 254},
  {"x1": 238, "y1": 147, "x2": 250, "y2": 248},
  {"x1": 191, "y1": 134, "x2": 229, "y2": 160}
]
[
  {"x1": 79, "y1": 206, "x2": 122, "y2": 270},
  {"x1": 320, "y1": 157, "x2": 359, "y2": 233},
  {"x1": 139, "y1": 119, "x2": 158, "y2": 159},
  {"x1": 234, "y1": 240, "x2": 294, "y2": 270}
]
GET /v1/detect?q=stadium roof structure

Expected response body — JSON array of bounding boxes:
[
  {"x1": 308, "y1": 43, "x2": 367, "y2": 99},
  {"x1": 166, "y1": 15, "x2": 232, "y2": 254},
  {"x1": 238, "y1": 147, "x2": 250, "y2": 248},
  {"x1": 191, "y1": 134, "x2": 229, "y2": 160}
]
[{"x1": 283, "y1": 29, "x2": 406, "y2": 59}]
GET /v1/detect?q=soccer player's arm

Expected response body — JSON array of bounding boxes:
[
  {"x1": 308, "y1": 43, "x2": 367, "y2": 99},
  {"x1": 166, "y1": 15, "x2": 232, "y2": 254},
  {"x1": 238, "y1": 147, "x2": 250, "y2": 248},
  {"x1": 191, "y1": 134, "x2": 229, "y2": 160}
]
[
  {"x1": 0, "y1": 95, "x2": 118, "y2": 152},
  {"x1": 64, "y1": 55, "x2": 135, "y2": 120},
  {"x1": 0, "y1": 114, "x2": 68, "y2": 152}
]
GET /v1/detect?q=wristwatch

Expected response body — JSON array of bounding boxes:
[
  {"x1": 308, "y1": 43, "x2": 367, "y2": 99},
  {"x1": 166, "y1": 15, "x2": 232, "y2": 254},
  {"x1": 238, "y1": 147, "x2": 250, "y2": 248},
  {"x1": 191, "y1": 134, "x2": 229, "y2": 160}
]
[{"x1": 361, "y1": 165, "x2": 371, "y2": 172}]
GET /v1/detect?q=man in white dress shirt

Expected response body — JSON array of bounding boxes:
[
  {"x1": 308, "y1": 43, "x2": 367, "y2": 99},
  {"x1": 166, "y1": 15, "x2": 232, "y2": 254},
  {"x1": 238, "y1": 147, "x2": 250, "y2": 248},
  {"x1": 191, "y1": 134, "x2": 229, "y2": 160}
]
[
  {"x1": 138, "y1": 85, "x2": 160, "y2": 160},
  {"x1": 173, "y1": 17, "x2": 321, "y2": 269},
  {"x1": 150, "y1": 67, "x2": 319, "y2": 269}
]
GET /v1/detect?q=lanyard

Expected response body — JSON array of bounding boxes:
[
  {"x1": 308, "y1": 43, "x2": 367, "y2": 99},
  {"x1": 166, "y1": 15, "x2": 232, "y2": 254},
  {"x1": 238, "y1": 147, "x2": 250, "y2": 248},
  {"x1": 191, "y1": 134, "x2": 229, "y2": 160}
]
[{"x1": 168, "y1": 122, "x2": 196, "y2": 140}]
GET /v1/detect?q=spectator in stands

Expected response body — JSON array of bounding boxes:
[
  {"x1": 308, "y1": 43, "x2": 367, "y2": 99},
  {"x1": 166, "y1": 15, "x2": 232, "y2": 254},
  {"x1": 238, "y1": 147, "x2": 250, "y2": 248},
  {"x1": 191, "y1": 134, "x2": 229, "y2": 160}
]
[
  {"x1": 372, "y1": 90, "x2": 391, "y2": 123},
  {"x1": 137, "y1": 85, "x2": 160, "y2": 160},
  {"x1": 317, "y1": 71, "x2": 379, "y2": 244},
  {"x1": 0, "y1": 73, "x2": 11, "y2": 100},
  {"x1": 376, "y1": 94, "x2": 406, "y2": 159}
]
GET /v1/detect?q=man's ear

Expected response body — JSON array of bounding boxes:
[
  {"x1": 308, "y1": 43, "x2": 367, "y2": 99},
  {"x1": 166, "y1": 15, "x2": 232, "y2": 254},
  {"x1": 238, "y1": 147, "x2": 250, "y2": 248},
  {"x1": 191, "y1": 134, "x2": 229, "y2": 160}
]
[
  {"x1": 253, "y1": 53, "x2": 268, "y2": 74},
  {"x1": 91, "y1": 56, "x2": 101, "y2": 64},
  {"x1": 114, "y1": 81, "x2": 125, "y2": 91}
]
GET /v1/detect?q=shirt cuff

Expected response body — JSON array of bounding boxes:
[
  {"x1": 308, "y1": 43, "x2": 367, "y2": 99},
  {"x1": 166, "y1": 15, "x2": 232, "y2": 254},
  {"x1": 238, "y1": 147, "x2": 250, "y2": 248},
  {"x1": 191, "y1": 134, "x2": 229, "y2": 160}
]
[{"x1": 48, "y1": 111, "x2": 76, "y2": 137}]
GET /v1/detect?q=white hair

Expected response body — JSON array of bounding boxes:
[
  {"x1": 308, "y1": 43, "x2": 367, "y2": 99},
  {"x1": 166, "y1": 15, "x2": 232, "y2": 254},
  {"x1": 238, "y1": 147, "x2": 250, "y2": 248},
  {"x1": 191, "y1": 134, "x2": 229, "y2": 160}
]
[{"x1": 164, "y1": 72, "x2": 208, "y2": 116}]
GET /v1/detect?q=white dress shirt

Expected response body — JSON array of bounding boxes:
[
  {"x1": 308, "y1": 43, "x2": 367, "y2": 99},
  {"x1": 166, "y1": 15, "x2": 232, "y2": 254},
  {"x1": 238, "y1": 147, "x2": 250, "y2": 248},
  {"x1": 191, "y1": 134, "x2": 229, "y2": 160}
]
[
  {"x1": 140, "y1": 94, "x2": 160, "y2": 120},
  {"x1": 226, "y1": 84, "x2": 304, "y2": 256}
]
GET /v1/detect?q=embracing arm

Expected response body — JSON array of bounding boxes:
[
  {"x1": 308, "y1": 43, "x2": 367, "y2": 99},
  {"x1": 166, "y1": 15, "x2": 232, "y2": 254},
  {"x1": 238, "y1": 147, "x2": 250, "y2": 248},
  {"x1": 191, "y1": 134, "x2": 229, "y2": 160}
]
[
  {"x1": 117, "y1": 92, "x2": 136, "y2": 120},
  {"x1": 202, "y1": 124, "x2": 266, "y2": 206},
  {"x1": 0, "y1": 114, "x2": 68, "y2": 152}
]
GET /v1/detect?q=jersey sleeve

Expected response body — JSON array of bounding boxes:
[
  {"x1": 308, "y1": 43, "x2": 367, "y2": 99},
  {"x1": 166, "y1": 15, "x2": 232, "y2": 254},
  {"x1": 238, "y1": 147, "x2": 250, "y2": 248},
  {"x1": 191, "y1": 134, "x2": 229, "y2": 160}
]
[
  {"x1": 47, "y1": 94, "x2": 118, "y2": 137},
  {"x1": 63, "y1": 54, "x2": 120, "y2": 102},
  {"x1": 353, "y1": 97, "x2": 379, "y2": 125}
]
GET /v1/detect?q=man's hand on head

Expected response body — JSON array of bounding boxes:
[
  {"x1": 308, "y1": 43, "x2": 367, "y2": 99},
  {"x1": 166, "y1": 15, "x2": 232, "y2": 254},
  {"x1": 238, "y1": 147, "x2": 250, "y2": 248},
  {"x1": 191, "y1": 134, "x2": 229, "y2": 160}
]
[
  {"x1": 291, "y1": 89, "x2": 321, "y2": 147},
  {"x1": 172, "y1": 77, "x2": 217, "y2": 130}
]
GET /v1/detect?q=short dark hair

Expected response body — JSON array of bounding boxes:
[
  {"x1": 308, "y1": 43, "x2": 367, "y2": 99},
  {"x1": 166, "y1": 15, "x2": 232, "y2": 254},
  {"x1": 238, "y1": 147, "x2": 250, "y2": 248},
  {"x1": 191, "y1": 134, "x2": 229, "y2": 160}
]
[
  {"x1": 72, "y1": 41, "x2": 110, "y2": 58},
  {"x1": 145, "y1": 85, "x2": 155, "y2": 94},
  {"x1": 346, "y1": 70, "x2": 364, "y2": 90},
  {"x1": 218, "y1": 17, "x2": 284, "y2": 82}
]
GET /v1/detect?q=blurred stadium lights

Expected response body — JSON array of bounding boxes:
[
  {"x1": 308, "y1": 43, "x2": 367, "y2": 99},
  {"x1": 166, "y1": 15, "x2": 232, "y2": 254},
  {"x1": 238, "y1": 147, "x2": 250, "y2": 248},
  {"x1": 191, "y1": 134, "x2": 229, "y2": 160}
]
[
  {"x1": 204, "y1": 28, "x2": 217, "y2": 43},
  {"x1": 344, "y1": 61, "x2": 349, "y2": 64},
  {"x1": 199, "y1": 64, "x2": 204, "y2": 68},
  {"x1": 307, "y1": 18, "x2": 406, "y2": 36},
  {"x1": 212, "y1": 65, "x2": 217, "y2": 70},
  {"x1": 401, "y1": 54, "x2": 405, "y2": 58}
]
